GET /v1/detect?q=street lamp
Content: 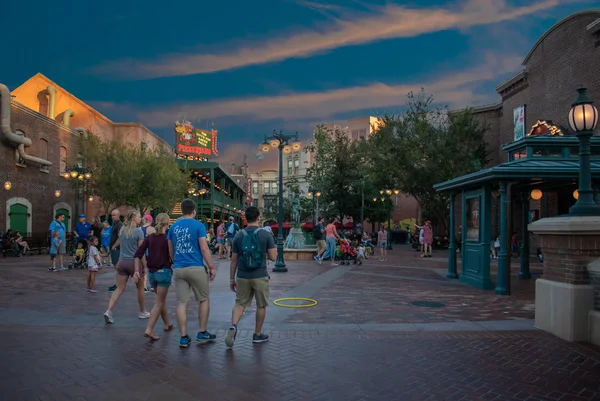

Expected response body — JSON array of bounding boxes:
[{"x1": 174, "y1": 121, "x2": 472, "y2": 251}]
[
  {"x1": 381, "y1": 186, "x2": 399, "y2": 250},
  {"x1": 259, "y1": 130, "x2": 302, "y2": 272},
  {"x1": 64, "y1": 165, "x2": 92, "y2": 218},
  {"x1": 307, "y1": 188, "x2": 321, "y2": 225},
  {"x1": 568, "y1": 86, "x2": 599, "y2": 215}
]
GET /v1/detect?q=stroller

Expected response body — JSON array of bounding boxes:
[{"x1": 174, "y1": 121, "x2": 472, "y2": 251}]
[
  {"x1": 69, "y1": 239, "x2": 89, "y2": 270},
  {"x1": 340, "y1": 240, "x2": 361, "y2": 265}
]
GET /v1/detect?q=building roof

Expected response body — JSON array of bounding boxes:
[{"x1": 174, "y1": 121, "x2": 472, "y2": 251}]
[
  {"x1": 15, "y1": 73, "x2": 114, "y2": 124},
  {"x1": 434, "y1": 158, "x2": 600, "y2": 192},
  {"x1": 522, "y1": 9, "x2": 600, "y2": 65}
]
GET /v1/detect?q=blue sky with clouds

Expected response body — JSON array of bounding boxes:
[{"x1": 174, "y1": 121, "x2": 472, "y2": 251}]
[{"x1": 0, "y1": 0, "x2": 595, "y2": 169}]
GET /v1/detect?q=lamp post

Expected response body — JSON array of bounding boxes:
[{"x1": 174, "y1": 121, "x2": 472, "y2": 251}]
[
  {"x1": 259, "y1": 130, "x2": 302, "y2": 272},
  {"x1": 63, "y1": 165, "x2": 92, "y2": 219},
  {"x1": 307, "y1": 188, "x2": 321, "y2": 225},
  {"x1": 380, "y1": 187, "x2": 398, "y2": 250},
  {"x1": 568, "y1": 86, "x2": 599, "y2": 216}
]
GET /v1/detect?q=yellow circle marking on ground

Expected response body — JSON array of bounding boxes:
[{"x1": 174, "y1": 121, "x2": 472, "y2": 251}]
[{"x1": 273, "y1": 297, "x2": 318, "y2": 308}]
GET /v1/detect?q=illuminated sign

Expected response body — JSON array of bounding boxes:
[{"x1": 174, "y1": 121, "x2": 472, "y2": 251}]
[
  {"x1": 174, "y1": 120, "x2": 219, "y2": 159},
  {"x1": 527, "y1": 120, "x2": 564, "y2": 137},
  {"x1": 246, "y1": 178, "x2": 253, "y2": 206}
]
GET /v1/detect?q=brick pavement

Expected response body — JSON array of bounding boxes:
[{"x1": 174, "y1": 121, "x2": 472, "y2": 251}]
[{"x1": 1, "y1": 250, "x2": 600, "y2": 400}]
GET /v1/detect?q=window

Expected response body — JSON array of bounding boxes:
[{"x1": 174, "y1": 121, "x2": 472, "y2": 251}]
[
  {"x1": 272, "y1": 182, "x2": 278, "y2": 193},
  {"x1": 40, "y1": 138, "x2": 48, "y2": 161},
  {"x1": 252, "y1": 182, "x2": 258, "y2": 194},
  {"x1": 252, "y1": 199, "x2": 258, "y2": 207},
  {"x1": 532, "y1": 147, "x2": 561, "y2": 157},
  {"x1": 511, "y1": 149, "x2": 526, "y2": 161},
  {"x1": 359, "y1": 128, "x2": 367, "y2": 138},
  {"x1": 60, "y1": 146, "x2": 67, "y2": 172},
  {"x1": 263, "y1": 182, "x2": 270, "y2": 194}
]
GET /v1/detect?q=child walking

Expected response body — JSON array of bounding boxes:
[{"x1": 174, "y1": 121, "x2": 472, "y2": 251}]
[
  {"x1": 87, "y1": 237, "x2": 102, "y2": 292},
  {"x1": 48, "y1": 231, "x2": 62, "y2": 272}
]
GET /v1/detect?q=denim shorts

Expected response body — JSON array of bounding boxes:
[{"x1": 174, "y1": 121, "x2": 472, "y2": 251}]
[
  {"x1": 148, "y1": 268, "x2": 173, "y2": 288},
  {"x1": 217, "y1": 238, "x2": 224, "y2": 244}
]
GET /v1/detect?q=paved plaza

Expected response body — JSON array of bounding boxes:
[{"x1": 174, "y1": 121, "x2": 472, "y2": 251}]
[{"x1": 1, "y1": 246, "x2": 599, "y2": 401}]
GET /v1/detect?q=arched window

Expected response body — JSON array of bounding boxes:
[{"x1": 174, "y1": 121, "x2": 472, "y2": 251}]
[
  {"x1": 40, "y1": 138, "x2": 49, "y2": 161},
  {"x1": 60, "y1": 146, "x2": 67, "y2": 173}
]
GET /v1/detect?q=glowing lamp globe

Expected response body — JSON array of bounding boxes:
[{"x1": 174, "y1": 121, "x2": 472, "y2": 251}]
[
  {"x1": 568, "y1": 86, "x2": 598, "y2": 133},
  {"x1": 270, "y1": 138, "x2": 280, "y2": 148},
  {"x1": 63, "y1": 173, "x2": 70, "y2": 179},
  {"x1": 70, "y1": 171, "x2": 78, "y2": 178},
  {"x1": 530, "y1": 189, "x2": 543, "y2": 200},
  {"x1": 292, "y1": 141, "x2": 302, "y2": 151},
  {"x1": 573, "y1": 190, "x2": 579, "y2": 200},
  {"x1": 261, "y1": 144, "x2": 270, "y2": 153},
  {"x1": 283, "y1": 145, "x2": 292, "y2": 154},
  {"x1": 4, "y1": 181, "x2": 11, "y2": 190},
  {"x1": 54, "y1": 190, "x2": 61, "y2": 197}
]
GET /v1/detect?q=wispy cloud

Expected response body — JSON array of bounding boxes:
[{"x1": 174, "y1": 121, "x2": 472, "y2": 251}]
[
  {"x1": 107, "y1": 52, "x2": 520, "y2": 128},
  {"x1": 90, "y1": 0, "x2": 562, "y2": 80}
]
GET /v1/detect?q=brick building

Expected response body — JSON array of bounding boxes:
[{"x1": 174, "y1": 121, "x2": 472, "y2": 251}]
[
  {"x1": 1, "y1": 73, "x2": 170, "y2": 236},
  {"x1": 467, "y1": 9, "x2": 600, "y2": 240}
]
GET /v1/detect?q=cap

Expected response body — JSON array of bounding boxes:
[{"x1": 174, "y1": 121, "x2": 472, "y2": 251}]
[
  {"x1": 229, "y1": 216, "x2": 234, "y2": 221},
  {"x1": 79, "y1": 214, "x2": 86, "y2": 218},
  {"x1": 426, "y1": 220, "x2": 431, "y2": 225},
  {"x1": 144, "y1": 215, "x2": 153, "y2": 222}
]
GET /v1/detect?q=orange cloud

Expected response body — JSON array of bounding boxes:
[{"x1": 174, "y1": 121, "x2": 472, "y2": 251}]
[
  {"x1": 91, "y1": 0, "x2": 562, "y2": 79},
  {"x1": 131, "y1": 52, "x2": 522, "y2": 127}
]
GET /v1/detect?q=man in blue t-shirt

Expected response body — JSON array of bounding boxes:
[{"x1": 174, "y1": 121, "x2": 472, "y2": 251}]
[
  {"x1": 168, "y1": 199, "x2": 216, "y2": 348},
  {"x1": 224, "y1": 216, "x2": 239, "y2": 260},
  {"x1": 74, "y1": 214, "x2": 91, "y2": 240},
  {"x1": 48, "y1": 213, "x2": 67, "y2": 269}
]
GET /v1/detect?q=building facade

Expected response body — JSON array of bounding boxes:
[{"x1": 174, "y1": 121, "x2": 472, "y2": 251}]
[
  {"x1": 248, "y1": 170, "x2": 278, "y2": 216},
  {"x1": 469, "y1": 9, "x2": 600, "y2": 239},
  {"x1": 1, "y1": 73, "x2": 170, "y2": 236}
]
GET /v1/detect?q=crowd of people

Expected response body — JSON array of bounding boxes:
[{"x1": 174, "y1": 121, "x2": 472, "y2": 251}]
[{"x1": 43, "y1": 200, "x2": 275, "y2": 348}]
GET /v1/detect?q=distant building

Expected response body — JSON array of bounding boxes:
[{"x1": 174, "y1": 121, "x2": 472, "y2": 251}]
[{"x1": 248, "y1": 170, "x2": 278, "y2": 218}]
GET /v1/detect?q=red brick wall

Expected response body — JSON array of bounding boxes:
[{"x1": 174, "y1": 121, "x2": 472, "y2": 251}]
[
  {"x1": 538, "y1": 234, "x2": 600, "y2": 285},
  {"x1": 1, "y1": 101, "x2": 79, "y2": 235},
  {"x1": 478, "y1": 12, "x2": 600, "y2": 163}
]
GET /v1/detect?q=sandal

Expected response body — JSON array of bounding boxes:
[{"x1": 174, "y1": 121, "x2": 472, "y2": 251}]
[
  {"x1": 163, "y1": 324, "x2": 174, "y2": 332},
  {"x1": 144, "y1": 333, "x2": 160, "y2": 341},
  {"x1": 420, "y1": 254, "x2": 425, "y2": 258}
]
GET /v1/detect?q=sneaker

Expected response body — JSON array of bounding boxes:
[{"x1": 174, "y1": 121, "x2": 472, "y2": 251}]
[
  {"x1": 318, "y1": 257, "x2": 323, "y2": 265},
  {"x1": 138, "y1": 311, "x2": 150, "y2": 319},
  {"x1": 144, "y1": 288, "x2": 150, "y2": 294},
  {"x1": 108, "y1": 285, "x2": 117, "y2": 293},
  {"x1": 314, "y1": 256, "x2": 319, "y2": 263},
  {"x1": 89, "y1": 289, "x2": 98, "y2": 293},
  {"x1": 103, "y1": 311, "x2": 114, "y2": 324},
  {"x1": 48, "y1": 267, "x2": 56, "y2": 272},
  {"x1": 179, "y1": 335, "x2": 192, "y2": 348},
  {"x1": 196, "y1": 331, "x2": 216, "y2": 342},
  {"x1": 252, "y1": 333, "x2": 269, "y2": 343},
  {"x1": 225, "y1": 325, "x2": 237, "y2": 348}
]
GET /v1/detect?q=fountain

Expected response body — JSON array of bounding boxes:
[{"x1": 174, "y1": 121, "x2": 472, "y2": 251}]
[{"x1": 283, "y1": 196, "x2": 316, "y2": 260}]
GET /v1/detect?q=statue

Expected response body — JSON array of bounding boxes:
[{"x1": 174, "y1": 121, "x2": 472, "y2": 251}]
[{"x1": 292, "y1": 196, "x2": 300, "y2": 224}]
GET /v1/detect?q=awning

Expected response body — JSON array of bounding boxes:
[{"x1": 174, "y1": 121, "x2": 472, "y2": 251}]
[{"x1": 271, "y1": 222, "x2": 292, "y2": 230}]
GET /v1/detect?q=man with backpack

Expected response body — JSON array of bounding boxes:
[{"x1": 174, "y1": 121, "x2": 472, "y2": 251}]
[
  {"x1": 225, "y1": 206, "x2": 276, "y2": 347},
  {"x1": 313, "y1": 216, "x2": 325, "y2": 262},
  {"x1": 224, "y1": 216, "x2": 239, "y2": 260}
]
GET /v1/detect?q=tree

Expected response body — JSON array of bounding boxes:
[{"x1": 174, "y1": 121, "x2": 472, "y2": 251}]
[
  {"x1": 304, "y1": 125, "x2": 365, "y2": 222},
  {"x1": 368, "y1": 90, "x2": 489, "y2": 229},
  {"x1": 79, "y1": 134, "x2": 188, "y2": 216},
  {"x1": 126, "y1": 144, "x2": 188, "y2": 213},
  {"x1": 78, "y1": 133, "x2": 133, "y2": 217}
]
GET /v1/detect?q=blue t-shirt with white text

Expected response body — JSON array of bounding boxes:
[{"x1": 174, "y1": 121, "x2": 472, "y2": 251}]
[{"x1": 167, "y1": 218, "x2": 206, "y2": 268}]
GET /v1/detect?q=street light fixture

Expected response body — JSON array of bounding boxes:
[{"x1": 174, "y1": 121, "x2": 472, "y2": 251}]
[
  {"x1": 381, "y1": 186, "x2": 399, "y2": 250},
  {"x1": 4, "y1": 181, "x2": 11, "y2": 190},
  {"x1": 259, "y1": 130, "x2": 302, "y2": 272},
  {"x1": 568, "y1": 86, "x2": 599, "y2": 215},
  {"x1": 64, "y1": 165, "x2": 92, "y2": 219},
  {"x1": 307, "y1": 188, "x2": 321, "y2": 225}
]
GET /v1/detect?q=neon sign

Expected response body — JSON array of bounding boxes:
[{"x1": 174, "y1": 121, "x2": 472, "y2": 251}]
[{"x1": 174, "y1": 120, "x2": 219, "y2": 159}]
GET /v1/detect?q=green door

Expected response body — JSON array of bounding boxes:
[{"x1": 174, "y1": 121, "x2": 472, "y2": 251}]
[
  {"x1": 57, "y1": 208, "x2": 71, "y2": 232},
  {"x1": 9, "y1": 204, "x2": 28, "y2": 235}
]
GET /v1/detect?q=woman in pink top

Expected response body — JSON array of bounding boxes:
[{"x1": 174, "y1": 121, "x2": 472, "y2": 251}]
[
  {"x1": 216, "y1": 222, "x2": 226, "y2": 259},
  {"x1": 421, "y1": 221, "x2": 433, "y2": 258},
  {"x1": 318, "y1": 218, "x2": 340, "y2": 267},
  {"x1": 377, "y1": 227, "x2": 388, "y2": 261}
]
